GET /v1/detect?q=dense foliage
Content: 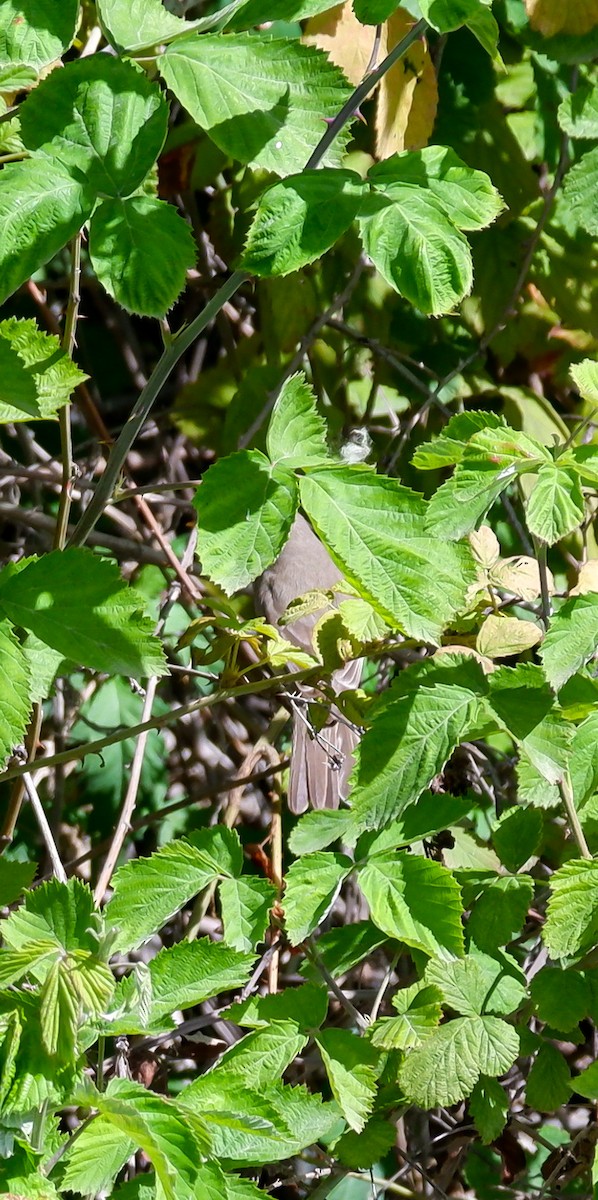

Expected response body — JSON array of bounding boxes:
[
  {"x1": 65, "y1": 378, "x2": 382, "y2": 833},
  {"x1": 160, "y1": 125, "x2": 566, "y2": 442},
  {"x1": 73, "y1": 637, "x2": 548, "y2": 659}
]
[{"x1": 2, "y1": 0, "x2": 598, "y2": 1196}]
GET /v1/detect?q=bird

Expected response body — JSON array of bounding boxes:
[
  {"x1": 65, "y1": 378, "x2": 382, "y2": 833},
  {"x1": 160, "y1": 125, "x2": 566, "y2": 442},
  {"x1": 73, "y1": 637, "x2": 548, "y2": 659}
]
[{"x1": 255, "y1": 512, "x2": 363, "y2": 813}]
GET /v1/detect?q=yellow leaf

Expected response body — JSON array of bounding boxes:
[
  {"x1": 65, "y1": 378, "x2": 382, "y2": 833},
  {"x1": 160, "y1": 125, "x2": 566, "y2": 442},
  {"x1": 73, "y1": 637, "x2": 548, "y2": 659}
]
[
  {"x1": 304, "y1": 2, "x2": 376, "y2": 86},
  {"x1": 571, "y1": 561, "x2": 598, "y2": 595},
  {"x1": 375, "y1": 10, "x2": 437, "y2": 159},
  {"x1": 476, "y1": 614, "x2": 542, "y2": 660},
  {"x1": 525, "y1": 0, "x2": 598, "y2": 36},
  {"x1": 491, "y1": 555, "x2": 553, "y2": 602}
]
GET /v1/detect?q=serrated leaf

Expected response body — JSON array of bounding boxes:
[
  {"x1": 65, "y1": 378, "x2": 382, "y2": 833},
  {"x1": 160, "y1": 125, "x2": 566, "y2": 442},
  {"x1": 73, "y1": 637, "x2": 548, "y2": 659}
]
[
  {"x1": 242, "y1": 170, "x2": 365, "y2": 278},
  {"x1": 299, "y1": 920, "x2": 387, "y2": 981},
  {"x1": 543, "y1": 859, "x2": 598, "y2": 958},
  {"x1": 289, "y1": 809, "x2": 354, "y2": 855},
  {"x1": 574, "y1": 1058, "x2": 598, "y2": 1099},
  {"x1": 530, "y1": 967, "x2": 589, "y2": 1031},
  {"x1": 571, "y1": 357, "x2": 598, "y2": 402},
  {"x1": 467, "y1": 875, "x2": 534, "y2": 952},
  {"x1": 350, "y1": 654, "x2": 489, "y2": 831},
  {"x1": 571, "y1": 712, "x2": 598, "y2": 807},
  {"x1": 526, "y1": 464, "x2": 584, "y2": 545},
  {"x1": 228, "y1": 981, "x2": 327, "y2": 1031},
  {"x1": 419, "y1": 0, "x2": 500, "y2": 56},
  {"x1": 0, "y1": 0, "x2": 79, "y2": 69},
  {"x1": 2, "y1": 878, "x2": 101, "y2": 955},
  {"x1": 426, "y1": 948, "x2": 526, "y2": 1017},
  {"x1": 194, "y1": 450, "x2": 298, "y2": 594},
  {"x1": 20, "y1": 57, "x2": 168, "y2": 199},
  {"x1": 369, "y1": 982, "x2": 442, "y2": 1050},
  {"x1": 39, "y1": 958, "x2": 78, "y2": 1059},
  {"x1": 399, "y1": 1014, "x2": 519, "y2": 1107},
  {"x1": 159, "y1": 34, "x2": 352, "y2": 174},
  {"x1": 316, "y1": 1028, "x2": 379, "y2": 1131},
  {"x1": 356, "y1": 793, "x2": 472, "y2": 858},
  {"x1": 0, "y1": 859, "x2": 36, "y2": 906},
  {"x1": 0, "y1": 159, "x2": 94, "y2": 307},
  {"x1": 283, "y1": 852, "x2": 351, "y2": 944},
  {"x1": 97, "y1": 0, "x2": 192, "y2": 51},
  {"x1": 526, "y1": 1042, "x2": 572, "y2": 1111},
  {"x1": 412, "y1": 411, "x2": 504, "y2": 470},
  {"x1": 116, "y1": 938, "x2": 254, "y2": 1025},
  {"x1": 0, "y1": 941, "x2": 58, "y2": 988},
  {"x1": 0, "y1": 618, "x2": 31, "y2": 767},
  {"x1": 266, "y1": 372, "x2": 330, "y2": 468},
  {"x1": 358, "y1": 187, "x2": 472, "y2": 316},
  {"x1": 89, "y1": 196, "x2": 196, "y2": 318},
  {"x1": 559, "y1": 81, "x2": 598, "y2": 138},
  {"x1": 492, "y1": 806, "x2": 543, "y2": 872},
  {"x1": 216, "y1": 1020, "x2": 308, "y2": 1088},
  {"x1": 541, "y1": 595, "x2": 598, "y2": 690},
  {"x1": 61, "y1": 1117, "x2": 136, "y2": 1196},
  {"x1": 369, "y1": 145, "x2": 503, "y2": 232},
  {"x1": 105, "y1": 840, "x2": 225, "y2": 953},
  {"x1": 358, "y1": 852, "x2": 464, "y2": 959},
  {"x1": 476, "y1": 614, "x2": 542, "y2": 659},
  {"x1": 469, "y1": 1076, "x2": 508, "y2": 1144},
  {"x1": 88, "y1": 1077, "x2": 211, "y2": 1198},
  {"x1": 0, "y1": 318, "x2": 87, "y2": 423},
  {"x1": 562, "y1": 146, "x2": 598, "y2": 236},
  {"x1": 220, "y1": 876, "x2": 276, "y2": 952},
  {"x1": 487, "y1": 663, "x2": 571, "y2": 785},
  {"x1": 299, "y1": 467, "x2": 475, "y2": 643},
  {"x1": 0, "y1": 549, "x2": 166, "y2": 680}
]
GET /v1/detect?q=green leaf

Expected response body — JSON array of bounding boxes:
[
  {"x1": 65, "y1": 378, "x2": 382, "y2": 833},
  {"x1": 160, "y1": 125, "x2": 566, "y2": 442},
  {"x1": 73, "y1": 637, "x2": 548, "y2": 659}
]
[
  {"x1": 492, "y1": 807, "x2": 543, "y2": 873},
  {"x1": 526, "y1": 1043, "x2": 572, "y2": 1112},
  {"x1": 358, "y1": 852, "x2": 464, "y2": 959},
  {"x1": 571, "y1": 712, "x2": 598, "y2": 807},
  {"x1": 0, "y1": 859, "x2": 36, "y2": 906},
  {"x1": 283, "y1": 852, "x2": 351, "y2": 945},
  {"x1": 289, "y1": 809, "x2": 354, "y2": 855},
  {"x1": 0, "y1": 158, "x2": 94, "y2": 307},
  {"x1": 87, "y1": 1077, "x2": 211, "y2": 1198},
  {"x1": 369, "y1": 982, "x2": 442, "y2": 1050},
  {"x1": 266, "y1": 372, "x2": 330, "y2": 469},
  {"x1": 426, "y1": 948, "x2": 526, "y2": 1017},
  {"x1": 114, "y1": 938, "x2": 254, "y2": 1025},
  {"x1": 214, "y1": 1020, "x2": 308, "y2": 1088},
  {"x1": 0, "y1": 618, "x2": 31, "y2": 767},
  {"x1": 0, "y1": 549, "x2": 166, "y2": 680},
  {"x1": 105, "y1": 840, "x2": 222, "y2": 953},
  {"x1": 39, "y1": 959, "x2": 78, "y2": 1059},
  {"x1": 412, "y1": 411, "x2": 504, "y2": 470},
  {"x1": 530, "y1": 967, "x2": 589, "y2": 1031},
  {"x1": 358, "y1": 188, "x2": 472, "y2": 316},
  {"x1": 219, "y1": 876, "x2": 276, "y2": 952},
  {"x1": 469, "y1": 1076, "x2": 508, "y2": 1144},
  {"x1": 194, "y1": 450, "x2": 298, "y2": 594},
  {"x1": 467, "y1": 876, "x2": 534, "y2": 952},
  {"x1": 228, "y1": 981, "x2": 327, "y2": 1031},
  {"x1": 559, "y1": 81, "x2": 598, "y2": 138},
  {"x1": 159, "y1": 34, "x2": 352, "y2": 174},
  {"x1": 350, "y1": 654, "x2": 489, "y2": 831},
  {"x1": 541, "y1": 595, "x2": 598, "y2": 691},
  {"x1": 299, "y1": 467, "x2": 475, "y2": 643},
  {"x1": 418, "y1": 0, "x2": 499, "y2": 55},
  {"x1": 0, "y1": 941, "x2": 58, "y2": 988},
  {"x1": 368, "y1": 146, "x2": 503, "y2": 232},
  {"x1": 399, "y1": 1015, "x2": 519, "y2": 1107},
  {"x1": 299, "y1": 920, "x2": 387, "y2": 981},
  {"x1": 574, "y1": 1058, "x2": 598, "y2": 1099},
  {"x1": 316, "y1": 1029, "x2": 379, "y2": 1132},
  {"x1": 2, "y1": 878, "x2": 101, "y2": 955},
  {"x1": 89, "y1": 196, "x2": 196, "y2": 318},
  {"x1": 97, "y1": 0, "x2": 191, "y2": 51},
  {"x1": 242, "y1": 170, "x2": 365, "y2": 277},
  {"x1": 487, "y1": 664, "x2": 571, "y2": 785},
  {"x1": 334, "y1": 1118, "x2": 397, "y2": 1171},
  {"x1": 357, "y1": 792, "x2": 473, "y2": 858},
  {"x1": 562, "y1": 146, "x2": 598, "y2": 236},
  {"x1": 62, "y1": 1118, "x2": 136, "y2": 1196},
  {"x1": 20, "y1": 57, "x2": 168, "y2": 199},
  {"x1": 543, "y1": 859, "x2": 598, "y2": 959},
  {"x1": 526, "y1": 465, "x2": 584, "y2": 545},
  {"x1": 0, "y1": 0, "x2": 79, "y2": 69},
  {"x1": 0, "y1": 318, "x2": 87, "y2": 424},
  {"x1": 570, "y1": 357, "x2": 598, "y2": 403}
]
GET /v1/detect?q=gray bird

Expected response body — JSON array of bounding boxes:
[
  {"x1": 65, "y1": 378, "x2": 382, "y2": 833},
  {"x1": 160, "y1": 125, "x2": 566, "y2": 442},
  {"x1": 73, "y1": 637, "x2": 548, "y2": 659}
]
[{"x1": 255, "y1": 513, "x2": 363, "y2": 813}]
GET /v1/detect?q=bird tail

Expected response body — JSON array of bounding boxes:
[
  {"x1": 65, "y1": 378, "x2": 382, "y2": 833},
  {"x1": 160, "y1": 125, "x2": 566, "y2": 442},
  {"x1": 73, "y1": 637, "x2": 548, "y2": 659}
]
[{"x1": 288, "y1": 711, "x2": 359, "y2": 814}]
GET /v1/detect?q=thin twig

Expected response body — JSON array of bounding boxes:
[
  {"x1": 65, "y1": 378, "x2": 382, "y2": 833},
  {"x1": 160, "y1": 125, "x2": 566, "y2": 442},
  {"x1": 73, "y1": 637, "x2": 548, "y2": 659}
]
[
  {"x1": 23, "y1": 774, "x2": 67, "y2": 883},
  {"x1": 54, "y1": 232, "x2": 82, "y2": 551},
  {"x1": 307, "y1": 937, "x2": 368, "y2": 1030},
  {"x1": 559, "y1": 771, "x2": 592, "y2": 860},
  {"x1": 533, "y1": 536, "x2": 552, "y2": 629}
]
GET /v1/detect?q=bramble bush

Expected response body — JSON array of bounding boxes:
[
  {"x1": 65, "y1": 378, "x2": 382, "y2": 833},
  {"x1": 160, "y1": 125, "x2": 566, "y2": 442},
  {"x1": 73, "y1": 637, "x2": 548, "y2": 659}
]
[{"x1": 2, "y1": 0, "x2": 598, "y2": 1197}]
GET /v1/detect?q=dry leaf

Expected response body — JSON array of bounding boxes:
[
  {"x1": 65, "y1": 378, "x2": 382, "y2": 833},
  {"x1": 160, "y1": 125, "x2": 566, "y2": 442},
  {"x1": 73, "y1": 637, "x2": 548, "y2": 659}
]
[
  {"x1": 491, "y1": 555, "x2": 553, "y2": 602},
  {"x1": 525, "y1": 0, "x2": 598, "y2": 37},
  {"x1": 571, "y1": 560, "x2": 598, "y2": 595},
  {"x1": 375, "y1": 10, "x2": 437, "y2": 159},
  {"x1": 470, "y1": 524, "x2": 501, "y2": 570},
  {"x1": 304, "y1": 4, "x2": 436, "y2": 159},
  {"x1": 304, "y1": 2, "x2": 376, "y2": 86},
  {"x1": 476, "y1": 614, "x2": 542, "y2": 660}
]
